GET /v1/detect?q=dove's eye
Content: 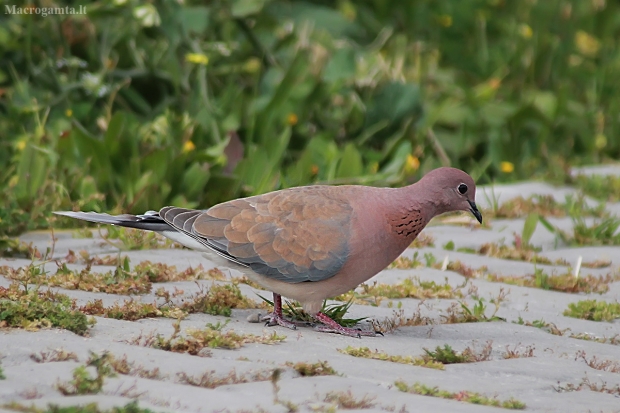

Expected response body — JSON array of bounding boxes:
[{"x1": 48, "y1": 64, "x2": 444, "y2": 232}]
[{"x1": 457, "y1": 183, "x2": 468, "y2": 195}]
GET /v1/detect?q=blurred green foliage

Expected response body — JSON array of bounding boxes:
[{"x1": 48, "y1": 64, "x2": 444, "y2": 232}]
[{"x1": 1, "y1": 0, "x2": 619, "y2": 236}]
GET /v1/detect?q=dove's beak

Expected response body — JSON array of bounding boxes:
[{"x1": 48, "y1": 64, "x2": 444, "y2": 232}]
[{"x1": 468, "y1": 200, "x2": 483, "y2": 224}]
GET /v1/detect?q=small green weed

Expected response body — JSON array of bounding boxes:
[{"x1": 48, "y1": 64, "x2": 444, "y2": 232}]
[
  {"x1": 339, "y1": 346, "x2": 444, "y2": 370},
  {"x1": 574, "y1": 175, "x2": 620, "y2": 203},
  {"x1": 100, "y1": 226, "x2": 181, "y2": 250},
  {"x1": 395, "y1": 381, "x2": 526, "y2": 409},
  {"x1": 442, "y1": 290, "x2": 507, "y2": 323},
  {"x1": 515, "y1": 317, "x2": 620, "y2": 345},
  {"x1": 372, "y1": 307, "x2": 433, "y2": 333},
  {"x1": 0, "y1": 238, "x2": 46, "y2": 259},
  {"x1": 423, "y1": 342, "x2": 493, "y2": 364},
  {"x1": 0, "y1": 284, "x2": 93, "y2": 335},
  {"x1": 106, "y1": 354, "x2": 162, "y2": 379},
  {"x1": 260, "y1": 296, "x2": 366, "y2": 328},
  {"x1": 130, "y1": 320, "x2": 285, "y2": 353},
  {"x1": 182, "y1": 283, "x2": 260, "y2": 316},
  {"x1": 389, "y1": 252, "x2": 425, "y2": 269},
  {"x1": 563, "y1": 300, "x2": 620, "y2": 322},
  {"x1": 16, "y1": 401, "x2": 155, "y2": 413},
  {"x1": 323, "y1": 390, "x2": 376, "y2": 409},
  {"x1": 485, "y1": 194, "x2": 605, "y2": 219},
  {"x1": 177, "y1": 368, "x2": 272, "y2": 388},
  {"x1": 79, "y1": 299, "x2": 176, "y2": 321},
  {"x1": 286, "y1": 361, "x2": 338, "y2": 376},
  {"x1": 57, "y1": 352, "x2": 116, "y2": 395},
  {"x1": 361, "y1": 276, "x2": 461, "y2": 300},
  {"x1": 540, "y1": 215, "x2": 620, "y2": 246},
  {"x1": 488, "y1": 268, "x2": 616, "y2": 294}
]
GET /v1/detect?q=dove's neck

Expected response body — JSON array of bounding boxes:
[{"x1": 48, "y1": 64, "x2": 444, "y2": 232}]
[{"x1": 395, "y1": 182, "x2": 447, "y2": 221}]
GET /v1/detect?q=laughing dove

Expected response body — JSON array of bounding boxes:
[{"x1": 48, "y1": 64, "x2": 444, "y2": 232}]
[{"x1": 55, "y1": 167, "x2": 482, "y2": 337}]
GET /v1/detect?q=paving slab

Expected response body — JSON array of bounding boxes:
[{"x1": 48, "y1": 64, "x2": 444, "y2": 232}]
[{"x1": 2, "y1": 173, "x2": 620, "y2": 413}]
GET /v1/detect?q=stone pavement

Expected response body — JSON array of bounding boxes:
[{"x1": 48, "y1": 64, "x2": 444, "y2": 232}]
[{"x1": 1, "y1": 167, "x2": 620, "y2": 413}]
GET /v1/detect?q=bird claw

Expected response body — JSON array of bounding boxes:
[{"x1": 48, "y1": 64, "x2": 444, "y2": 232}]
[
  {"x1": 311, "y1": 312, "x2": 381, "y2": 337},
  {"x1": 313, "y1": 324, "x2": 379, "y2": 338},
  {"x1": 260, "y1": 312, "x2": 297, "y2": 330}
]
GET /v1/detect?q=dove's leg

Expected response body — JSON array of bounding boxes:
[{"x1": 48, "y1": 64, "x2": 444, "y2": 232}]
[
  {"x1": 312, "y1": 312, "x2": 381, "y2": 338},
  {"x1": 261, "y1": 293, "x2": 297, "y2": 330}
]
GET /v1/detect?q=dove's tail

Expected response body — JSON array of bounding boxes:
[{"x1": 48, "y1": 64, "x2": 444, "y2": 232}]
[
  {"x1": 53, "y1": 211, "x2": 172, "y2": 232},
  {"x1": 53, "y1": 210, "x2": 212, "y2": 252}
]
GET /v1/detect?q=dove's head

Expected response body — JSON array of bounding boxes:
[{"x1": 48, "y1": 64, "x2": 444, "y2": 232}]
[{"x1": 418, "y1": 167, "x2": 482, "y2": 224}]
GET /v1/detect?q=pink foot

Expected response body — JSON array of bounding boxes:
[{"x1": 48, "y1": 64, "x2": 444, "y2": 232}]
[
  {"x1": 261, "y1": 293, "x2": 297, "y2": 330},
  {"x1": 312, "y1": 312, "x2": 381, "y2": 338}
]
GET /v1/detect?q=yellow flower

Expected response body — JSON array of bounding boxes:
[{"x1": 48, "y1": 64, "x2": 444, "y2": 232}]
[
  {"x1": 437, "y1": 15, "x2": 453, "y2": 27},
  {"x1": 65, "y1": 109, "x2": 73, "y2": 117},
  {"x1": 518, "y1": 24, "x2": 533, "y2": 39},
  {"x1": 287, "y1": 113, "x2": 298, "y2": 126},
  {"x1": 404, "y1": 154, "x2": 420, "y2": 174},
  {"x1": 15, "y1": 140, "x2": 27, "y2": 151},
  {"x1": 595, "y1": 134, "x2": 607, "y2": 149},
  {"x1": 182, "y1": 140, "x2": 196, "y2": 153},
  {"x1": 500, "y1": 161, "x2": 514, "y2": 173},
  {"x1": 575, "y1": 30, "x2": 600, "y2": 57},
  {"x1": 185, "y1": 53, "x2": 209, "y2": 65},
  {"x1": 243, "y1": 57, "x2": 261, "y2": 73},
  {"x1": 8, "y1": 175, "x2": 19, "y2": 188}
]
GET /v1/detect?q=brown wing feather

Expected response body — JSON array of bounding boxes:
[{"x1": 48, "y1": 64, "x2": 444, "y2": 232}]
[{"x1": 190, "y1": 186, "x2": 352, "y2": 283}]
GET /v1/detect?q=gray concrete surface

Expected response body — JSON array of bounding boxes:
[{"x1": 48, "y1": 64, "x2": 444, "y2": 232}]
[{"x1": 2, "y1": 166, "x2": 620, "y2": 413}]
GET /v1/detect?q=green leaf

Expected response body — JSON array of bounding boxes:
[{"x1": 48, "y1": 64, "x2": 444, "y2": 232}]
[
  {"x1": 232, "y1": 0, "x2": 267, "y2": 17},
  {"x1": 182, "y1": 162, "x2": 211, "y2": 199},
  {"x1": 336, "y1": 143, "x2": 363, "y2": 179},
  {"x1": 323, "y1": 48, "x2": 356, "y2": 83},
  {"x1": 522, "y1": 213, "x2": 539, "y2": 246},
  {"x1": 180, "y1": 6, "x2": 210, "y2": 34},
  {"x1": 14, "y1": 143, "x2": 48, "y2": 204}
]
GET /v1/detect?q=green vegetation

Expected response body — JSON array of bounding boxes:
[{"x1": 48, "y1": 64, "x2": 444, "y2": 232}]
[
  {"x1": 442, "y1": 294, "x2": 506, "y2": 323},
  {"x1": 515, "y1": 317, "x2": 620, "y2": 345},
  {"x1": 339, "y1": 346, "x2": 444, "y2": 370},
  {"x1": 335, "y1": 276, "x2": 462, "y2": 305},
  {"x1": 4, "y1": 402, "x2": 156, "y2": 413},
  {"x1": 574, "y1": 175, "x2": 620, "y2": 203},
  {"x1": 260, "y1": 296, "x2": 367, "y2": 328},
  {"x1": 395, "y1": 381, "x2": 526, "y2": 409},
  {"x1": 57, "y1": 352, "x2": 116, "y2": 395},
  {"x1": 2, "y1": 258, "x2": 224, "y2": 296},
  {"x1": 286, "y1": 361, "x2": 338, "y2": 377},
  {"x1": 487, "y1": 268, "x2": 617, "y2": 294},
  {"x1": 129, "y1": 320, "x2": 285, "y2": 353},
  {"x1": 177, "y1": 368, "x2": 272, "y2": 389},
  {"x1": 323, "y1": 391, "x2": 376, "y2": 409},
  {"x1": 539, "y1": 215, "x2": 620, "y2": 246},
  {"x1": 0, "y1": 284, "x2": 93, "y2": 335},
  {"x1": 563, "y1": 300, "x2": 620, "y2": 322},
  {"x1": 423, "y1": 343, "x2": 492, "y2": 364},
  {"x1": 486, "y1": 195, "x2": 606, "y2": 220},
  {"x1": 3, "y1": 1, "x2": 620, "y2": 237}
]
